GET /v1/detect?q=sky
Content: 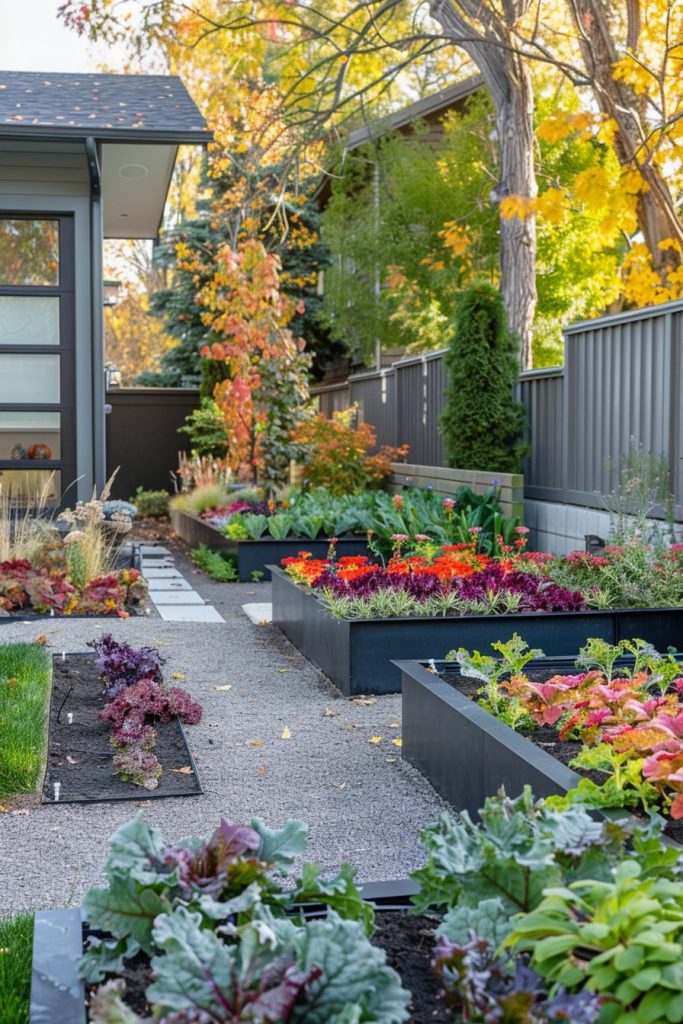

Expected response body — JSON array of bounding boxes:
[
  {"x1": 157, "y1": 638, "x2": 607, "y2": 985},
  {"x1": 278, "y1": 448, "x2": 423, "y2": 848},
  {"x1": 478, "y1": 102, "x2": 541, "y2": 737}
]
[{"x1": 0, "y1": 0, "x2": 127, "y2": 73}]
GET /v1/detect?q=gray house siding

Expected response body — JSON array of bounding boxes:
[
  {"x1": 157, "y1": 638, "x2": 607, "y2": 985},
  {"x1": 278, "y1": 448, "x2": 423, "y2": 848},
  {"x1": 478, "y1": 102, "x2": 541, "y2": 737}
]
[{"x1": 0, "y1": 142, "x2": 96, "y2": 498}]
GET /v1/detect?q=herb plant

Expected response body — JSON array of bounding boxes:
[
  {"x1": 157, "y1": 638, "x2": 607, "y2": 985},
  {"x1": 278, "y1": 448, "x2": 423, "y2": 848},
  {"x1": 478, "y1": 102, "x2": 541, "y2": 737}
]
[{"x1": 190, "y1": 544, "x2": 238, "y2": 582}]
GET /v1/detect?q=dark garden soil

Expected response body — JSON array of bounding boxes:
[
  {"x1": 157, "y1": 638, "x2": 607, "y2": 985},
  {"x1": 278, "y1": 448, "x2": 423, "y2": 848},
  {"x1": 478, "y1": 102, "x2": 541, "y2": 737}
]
[
  {"x1": 85, "y1": 912, "x2": 450, "y2": 1023},
  {"x1": 43, "y1": 654, "x2": 202, "y2": 804},
  {"x1": 442, "y1": 669, "x2": 683, "y2": 845}
]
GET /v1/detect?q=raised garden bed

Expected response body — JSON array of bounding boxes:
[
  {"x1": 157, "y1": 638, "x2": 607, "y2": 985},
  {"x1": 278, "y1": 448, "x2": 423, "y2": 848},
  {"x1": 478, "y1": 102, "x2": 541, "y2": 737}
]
[
  {"x1": 271, "y1": 565, "x2": 683, "y2": 696},
  {"x1": 171, "y1": 508, "x2": 372, "y2": 581},
  {"x1": 398, "y1": 656, "x2": 683, "y2": 847},
  {"x1": 42, "y1": 654, "x2": 202, "y2": 804},
  {"x1": 29, "y1": 881, "x2": 450, "y2": 1024}
]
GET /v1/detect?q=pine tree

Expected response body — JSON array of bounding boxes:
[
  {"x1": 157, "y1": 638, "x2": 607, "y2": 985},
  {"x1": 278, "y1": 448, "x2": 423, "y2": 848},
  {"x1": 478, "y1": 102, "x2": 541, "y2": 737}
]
[{"x1": 439, "y1": 283, "x2": 526, "y2": 473}]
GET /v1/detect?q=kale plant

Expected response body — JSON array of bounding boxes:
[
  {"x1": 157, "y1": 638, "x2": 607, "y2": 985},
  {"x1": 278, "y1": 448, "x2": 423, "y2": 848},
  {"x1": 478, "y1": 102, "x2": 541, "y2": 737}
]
[
  {"x1": 88, "y1": 634, "x2": 165, "y2": 697},
  {"x1": 80, "y1": 815, "x2": 373, "y2": 984},
  {"x1": 89, "y1": 907, "x2": 410, "y2": 1024}
]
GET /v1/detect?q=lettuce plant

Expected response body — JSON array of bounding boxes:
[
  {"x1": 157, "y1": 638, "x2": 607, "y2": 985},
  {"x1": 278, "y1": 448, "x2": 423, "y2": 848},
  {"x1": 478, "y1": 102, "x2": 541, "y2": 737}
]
[
  {"x1": 100, "y1": 679, "x2": 202, "y2": 742},
  {"x1": 504, "y1": 860, "x2": 683, "y2": 1023},
  {"x1": 88, "y1": 634, "x2": 165, "y2": 697}
]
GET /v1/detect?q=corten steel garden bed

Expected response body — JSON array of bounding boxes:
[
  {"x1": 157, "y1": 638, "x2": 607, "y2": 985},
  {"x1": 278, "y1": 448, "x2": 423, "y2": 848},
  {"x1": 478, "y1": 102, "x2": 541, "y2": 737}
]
[
  {"x1": 171, "y1": 508, "x2": 372, "y2": 581},
  {"x1": 397, "y1": 657, "x2": 683, "y2": 848},
  {"x1": 271, "y1": 565, "x2": 683, "y2": 696},
  {"x1": 29, "y1": 880, "x2": 424, "y2": 1024}
]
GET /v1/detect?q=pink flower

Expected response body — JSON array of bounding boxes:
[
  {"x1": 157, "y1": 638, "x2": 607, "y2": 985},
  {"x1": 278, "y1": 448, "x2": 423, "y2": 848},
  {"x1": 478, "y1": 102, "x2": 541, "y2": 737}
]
[
  {"x1": 515, "y1": 526, "x2": 530, "y2": 535},
  {"x1": 468, "y1": 526, "x2": 482, "y2": 535},
  {"x1": 414, "y1": 534, "x2": 431, "y2": 542},
  {"x1": 442, "y1": 498, "x2": 455, "y2": 509},
  {"x1": 391, "y1": 533, "x2": 409, "y2": 542}
]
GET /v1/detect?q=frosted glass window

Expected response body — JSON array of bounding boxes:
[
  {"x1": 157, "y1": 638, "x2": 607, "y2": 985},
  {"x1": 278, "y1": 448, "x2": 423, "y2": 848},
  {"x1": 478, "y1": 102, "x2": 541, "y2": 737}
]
[
  {"x1": 0, "y1": 412, "x2": 60, "y2": 460},
  {"x1": 0, "y1": 354, "x2": 60, "y2": 403},
  {"x1": 0, "y1": 219, "x2": 59, "y2": 286},
  {"x1": 0, "y1": 296, "x2": 60, "y2": 345}
]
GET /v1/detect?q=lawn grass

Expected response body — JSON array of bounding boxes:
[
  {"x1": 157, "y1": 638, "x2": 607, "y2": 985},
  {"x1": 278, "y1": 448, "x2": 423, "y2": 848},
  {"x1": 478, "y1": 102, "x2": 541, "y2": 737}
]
[
  {"x1": 0, "y1": 642, "x2": 51, "y2": 798},
  {"x1": 0, "y1": 913, "x2": 34, "y2": 1024}
]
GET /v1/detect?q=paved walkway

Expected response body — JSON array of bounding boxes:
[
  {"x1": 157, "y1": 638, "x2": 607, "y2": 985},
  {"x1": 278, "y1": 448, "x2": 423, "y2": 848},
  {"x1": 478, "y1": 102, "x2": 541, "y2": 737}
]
[
  {"x1": 0, "y1": 571, "x2": 445, "y2": 914},
  {"x1": 142, "y1": 544, "x2": 225, "y2": 622}
]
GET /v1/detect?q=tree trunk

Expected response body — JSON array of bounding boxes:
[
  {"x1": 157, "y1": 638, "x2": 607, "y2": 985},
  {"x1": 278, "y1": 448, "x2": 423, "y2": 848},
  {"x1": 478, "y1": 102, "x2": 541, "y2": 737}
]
[
  {"x1": 496, "y1": 65, "x2": 537, "y2": 369},
  {"x1": 430, "y1": 0, "x2": 537, "y2": 368}
]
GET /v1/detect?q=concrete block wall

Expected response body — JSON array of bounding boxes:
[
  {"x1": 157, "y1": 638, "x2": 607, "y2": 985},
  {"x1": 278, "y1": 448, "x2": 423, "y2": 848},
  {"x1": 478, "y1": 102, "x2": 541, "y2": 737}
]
[{"x1": 525, "y1": 500, "x2": 612, "y2": 556}]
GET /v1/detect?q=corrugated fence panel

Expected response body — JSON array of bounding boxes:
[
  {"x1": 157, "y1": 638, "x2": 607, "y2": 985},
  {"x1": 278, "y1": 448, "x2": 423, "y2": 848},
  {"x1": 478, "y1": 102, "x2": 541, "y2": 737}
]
[
  {"x1": 351, "y1": 370, "x2": 397, "y2": 448},
  {"x1": 518, "y1": 369, "x2": 564, "y2": 498},
  {"x1": 312, "y1": 383, "x2": 351, "y2": 417},
  {"x1": 394, "y1": 354, "x2": 445, "y2": 465},
  {"x1": 565, "y1": 308, "x2": 676, "y2": 503}
]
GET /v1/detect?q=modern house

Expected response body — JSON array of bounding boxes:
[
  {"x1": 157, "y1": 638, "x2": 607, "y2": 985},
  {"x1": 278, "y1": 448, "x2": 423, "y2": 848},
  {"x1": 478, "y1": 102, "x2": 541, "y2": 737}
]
[{"x1": 0, "y1": 71, "x2": 210, "y2": 506}]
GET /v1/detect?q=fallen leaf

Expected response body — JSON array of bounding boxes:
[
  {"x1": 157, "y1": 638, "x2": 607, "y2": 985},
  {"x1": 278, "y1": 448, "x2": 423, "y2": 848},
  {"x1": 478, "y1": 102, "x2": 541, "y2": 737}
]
[
  {"x1": 385, "y1": 757, "x2": 397, "y2": 764},
  {"x1": 344, "y1": 723, "x2": 362, "y2": 730},
  {"x1": 392, "y1": 738, "x2": 403, "y2": 747},
  {"x1": 260, "y1": 620, "x2": 270, "y2": 626},
  {"x1": 246, "y1": 591, "x2": 256, "y2": 595},
  {"x1": 34, "y1": 635, "x2": 47, "y2": 645},
  {"x1": 249, "y1": 739, "x2": 264, "y2": 746},
  {"x1": 330, "y1": 782, "x2": 346, "y2": 789},
  {"x1": 352, "y1": 696, "x2": 377, "y2": 706},
  {"x1": 66, "y1": 754, "x2": 78, "y2": 764},
  {"x1": 323, "y1": 708, "x2": 338, "y2": 717},
  {"x1": 171, "y1": 672, "x2": 185, "y2": 680},
  {"x1": 170, "y1": 766, "x2": 193, "y2": 774},
  {"x1": 258, "y1": 766, "x2": 267, "y2": 775},
  {"x1": 215, "y1": 684, "x2": 232, "y2": 692},
  {"x1": 388, "y1": 720, "x2": 401, "y2": 728},
  {"x1": 209, "y1": 723, "x2": 221, "y2": 728},
  {"x1": 368, "y1": 735, "x2": 382, "y2": 744},
  {"x1": 281, "y1": 726, "x2": 292, "y2": 740},
  {"x1": 277, "y1": 668, "x2": 288, "y2": 673}
]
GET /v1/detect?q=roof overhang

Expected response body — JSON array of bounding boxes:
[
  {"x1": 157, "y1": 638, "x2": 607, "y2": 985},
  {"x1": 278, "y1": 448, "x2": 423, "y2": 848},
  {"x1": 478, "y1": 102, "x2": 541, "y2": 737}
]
[{"x1": 100, "y1": 141, "x2": 179, "y2": 239}]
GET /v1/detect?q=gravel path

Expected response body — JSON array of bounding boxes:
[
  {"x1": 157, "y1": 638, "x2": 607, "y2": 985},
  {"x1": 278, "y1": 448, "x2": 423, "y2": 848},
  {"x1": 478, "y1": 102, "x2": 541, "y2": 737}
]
[{"x1": 0, "y1": 564, "x2": 446, "y2": 914}]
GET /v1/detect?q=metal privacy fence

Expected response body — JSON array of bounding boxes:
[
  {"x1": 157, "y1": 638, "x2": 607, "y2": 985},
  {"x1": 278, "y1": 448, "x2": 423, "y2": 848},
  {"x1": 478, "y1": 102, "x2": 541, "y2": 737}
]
[{"x1": 312, "y1": 298, "x2": 683, "y2": 515}]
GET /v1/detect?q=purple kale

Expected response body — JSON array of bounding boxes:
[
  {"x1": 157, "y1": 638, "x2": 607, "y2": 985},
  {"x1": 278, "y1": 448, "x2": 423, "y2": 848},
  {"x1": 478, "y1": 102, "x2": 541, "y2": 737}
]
[
  {"x1": 433, "y1": 937, "x2": 602, "y2": 1023},
  {"x1": 163, "y1": 820, "x2": 262, "y2": 897},
  {"x1": 100, "y1": 678, "x2": 203, "y2": 741},
  {"x1": 88, "y1": 634, "x2": 165, "y2": 697}
]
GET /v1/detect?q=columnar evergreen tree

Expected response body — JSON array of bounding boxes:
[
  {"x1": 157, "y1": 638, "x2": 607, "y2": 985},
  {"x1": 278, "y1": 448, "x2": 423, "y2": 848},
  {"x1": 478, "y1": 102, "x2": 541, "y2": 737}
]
[{"x1": 439, "y1": 283, "x2": 526, "y2": 473}]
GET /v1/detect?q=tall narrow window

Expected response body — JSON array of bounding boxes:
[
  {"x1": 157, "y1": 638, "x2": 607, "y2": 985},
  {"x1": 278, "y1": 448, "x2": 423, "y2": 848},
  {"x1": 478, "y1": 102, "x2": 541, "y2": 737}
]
[{"x1": 0, "y1": 215, "x2": 75, "y2": 507}]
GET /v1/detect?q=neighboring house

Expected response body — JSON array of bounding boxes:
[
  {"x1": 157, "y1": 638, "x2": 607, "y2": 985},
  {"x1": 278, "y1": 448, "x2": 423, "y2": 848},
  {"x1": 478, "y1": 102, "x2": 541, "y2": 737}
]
[
  {"x1": 314, "y1": 75, "x2": 483, "y2": 377},
  {"x1": 0, "y1": 71, "x2": 210, "y2": 506}
]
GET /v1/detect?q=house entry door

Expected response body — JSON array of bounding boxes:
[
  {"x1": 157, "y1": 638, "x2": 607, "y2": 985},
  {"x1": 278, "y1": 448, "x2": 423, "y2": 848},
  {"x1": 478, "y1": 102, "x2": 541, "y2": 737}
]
[{"x1": 0, "y1": 214, "x2": 76, "y2": 507}]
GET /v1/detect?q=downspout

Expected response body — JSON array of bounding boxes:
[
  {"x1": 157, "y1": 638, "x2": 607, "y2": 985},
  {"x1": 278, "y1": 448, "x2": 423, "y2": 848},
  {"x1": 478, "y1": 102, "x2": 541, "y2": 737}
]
[{"x1": 86, "y1": 136, "x2": 106, "y2": 491}]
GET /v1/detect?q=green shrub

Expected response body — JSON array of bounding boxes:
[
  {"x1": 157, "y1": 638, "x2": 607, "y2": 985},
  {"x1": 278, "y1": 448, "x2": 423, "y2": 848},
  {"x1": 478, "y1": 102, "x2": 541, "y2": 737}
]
[
  {"x1": 439, "y1": 283, "x2": 527, "y2": 473},
  {"x1": 178, "y1": 398, "x2": 229, "y2": 458},
  {"x1": 190, "y1": 544, "x2": 238, "y2": 582},
  {"x1": 0, "y1": 913, "x2": 33, "y2": 1024},
  {"x1": 131, "y1": 487, "x2": 170, "y2": 518}
]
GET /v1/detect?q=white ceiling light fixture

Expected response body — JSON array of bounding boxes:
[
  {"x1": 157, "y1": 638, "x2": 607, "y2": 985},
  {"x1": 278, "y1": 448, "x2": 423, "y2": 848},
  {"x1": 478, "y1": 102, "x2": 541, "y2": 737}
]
[{"x1": 118, "y1": 162, "x2": 148, "y2": 179}]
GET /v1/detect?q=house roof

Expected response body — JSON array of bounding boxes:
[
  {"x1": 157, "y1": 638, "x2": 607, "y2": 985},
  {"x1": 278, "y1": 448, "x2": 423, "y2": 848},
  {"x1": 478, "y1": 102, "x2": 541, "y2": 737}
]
[
  {"x1": 345, "y1": 75, "x2": 483, "y2": 151},
  {"x1": 314, "y1": 75, "x2": 483, "y2": 207},
  {"x1": 0, "y1": 71, "x2": 211, "y2": 143}
]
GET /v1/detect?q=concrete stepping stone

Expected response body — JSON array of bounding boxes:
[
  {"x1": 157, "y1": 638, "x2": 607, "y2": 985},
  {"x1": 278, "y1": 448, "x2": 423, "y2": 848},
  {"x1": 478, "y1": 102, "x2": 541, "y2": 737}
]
[
  {"x1": 148, "y1": 577, "x2": 194, "y2": 591},
  {"x1": 242, "y1": 603, "x2": 273, "y2": 624},
  {"x1": 157, "y1": 605, "x2": 224, "y2": 622},
  {"x1": 144, "y1": 567, "x2": 185, "y2": 578},
  {"x1": 151, "y1": 590, "x2": 205, "y2": 605},
  {"x1": 139, "y1": 545, "x2": 172, "y2": 556}
]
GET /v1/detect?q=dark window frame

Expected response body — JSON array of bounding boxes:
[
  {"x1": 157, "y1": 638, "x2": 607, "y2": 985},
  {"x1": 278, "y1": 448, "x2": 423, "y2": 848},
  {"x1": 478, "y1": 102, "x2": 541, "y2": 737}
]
[{"x1": 0, "y1": 213, "x2": 76, "y2": 499}]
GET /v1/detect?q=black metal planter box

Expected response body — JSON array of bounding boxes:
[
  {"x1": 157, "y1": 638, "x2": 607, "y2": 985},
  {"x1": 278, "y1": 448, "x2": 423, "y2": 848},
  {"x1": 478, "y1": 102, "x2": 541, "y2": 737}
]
[
  {"x1": 398, "y1": 657, "x2": 683, "y2": 851},
  {"x1": 29, "y1": 879, "x2": 419, "y2": 1024},
  {"x1": 271, "y1": 565, "x2": 683, "y2": 696},
  {"x1": 170, "y1": 509, "x2": 371, "y2": 581}
]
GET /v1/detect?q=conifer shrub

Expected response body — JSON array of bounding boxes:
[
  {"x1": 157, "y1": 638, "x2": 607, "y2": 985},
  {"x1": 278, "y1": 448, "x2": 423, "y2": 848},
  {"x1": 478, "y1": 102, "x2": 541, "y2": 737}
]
[{"x1": 439, "y1": 283, "x2": 526, "y2": 473}]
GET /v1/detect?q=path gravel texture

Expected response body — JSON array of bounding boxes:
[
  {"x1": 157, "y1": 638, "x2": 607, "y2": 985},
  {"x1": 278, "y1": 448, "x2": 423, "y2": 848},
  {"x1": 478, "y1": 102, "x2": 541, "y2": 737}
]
[{"x1": 0, "y1": 554, "x2": 446, "y2": 914}]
